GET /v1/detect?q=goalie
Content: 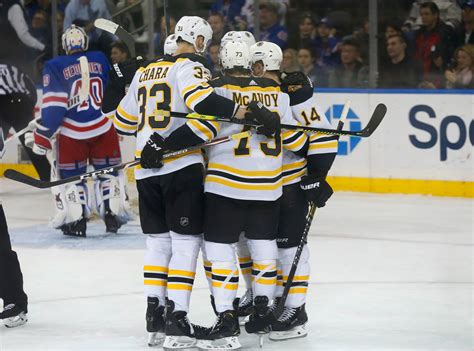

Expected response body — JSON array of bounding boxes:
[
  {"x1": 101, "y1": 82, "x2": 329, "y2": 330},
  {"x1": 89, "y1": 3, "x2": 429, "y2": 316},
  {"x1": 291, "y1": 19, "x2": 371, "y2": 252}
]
[{"x1": 26, "y1": 25, "x2": 131, "y2": 237}]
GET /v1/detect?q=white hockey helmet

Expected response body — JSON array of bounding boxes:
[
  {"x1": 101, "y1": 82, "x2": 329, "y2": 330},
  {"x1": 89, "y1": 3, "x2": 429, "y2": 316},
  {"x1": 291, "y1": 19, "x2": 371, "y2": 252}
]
[
  {"x1": 174, "y1": 16, "x2": 213, "y2": 53},
  {"x1": 220, "y1": 31, "x2": 256, "y2": 49},
  {"x1": 220, "y1": 41, "x2": 251, "y2": 70},
  {"x1": 164, "y1": 34, "x2": 178, "y2": 55},
  {"x1": 62, "y1": 25, "x2": 89, "y2": 55},
  {"x1": 249, "y1": 41, "x2": 283, "y2": 71}
]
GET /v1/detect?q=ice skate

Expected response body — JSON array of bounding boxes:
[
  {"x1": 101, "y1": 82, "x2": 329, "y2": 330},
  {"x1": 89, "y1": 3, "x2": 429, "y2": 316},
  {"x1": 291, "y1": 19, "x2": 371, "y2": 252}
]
[
  {"x1": 104, "y1": 209, "x2": 122, "y2": 233},
  {"x1": 233, "y1": 289, "x2": 253, "y2": 326},
  {"x1": 269, "y1": 304, "x2": 308, "y2": 341},
  {"x1": 163, "y1": 300, "x2": 198, "y2": 350},
  {"x1": 60, "y1": 217, "x2": 87, "y2": 237},
  {"x1": 146, "y1": 297, "x2": 165, "y2": 347},
  {"x1": 0, "y1": 304, "x2": 28, "y2": 328},
  {"x1": 197, "y1": 310, "x2": 241, "y2": 350}
]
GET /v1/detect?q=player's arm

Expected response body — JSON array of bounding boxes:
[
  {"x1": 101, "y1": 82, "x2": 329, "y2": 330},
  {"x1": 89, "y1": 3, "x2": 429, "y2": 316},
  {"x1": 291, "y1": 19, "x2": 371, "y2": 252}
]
[
  {"x1": 32, "y1": 62, "x2": 68, "y2": 155},
  {"x1": 279, "y1": 94, "x2": 308, "y2": 157},
  {"x1": 113, "y1": 68, "x2": 142, "y2": 136}
]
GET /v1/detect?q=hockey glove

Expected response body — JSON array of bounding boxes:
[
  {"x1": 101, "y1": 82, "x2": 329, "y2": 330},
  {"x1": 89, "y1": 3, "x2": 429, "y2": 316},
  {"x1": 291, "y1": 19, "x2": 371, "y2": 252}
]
[
  {"x1": 30, "y1": 121, "x2": 53, "y2": 156},
  {"x1": 300, "y1": 175, "x2": 333, "y2": 207},
  {"x1": 140, "y1": 133, "x2": 166, "y2": 169},
  {"x1": 245, "y1": 101, "x2": 280, "y2": 138},
  {"x1": 281, "y1": 71, "x2": 313, "y2": 91}
]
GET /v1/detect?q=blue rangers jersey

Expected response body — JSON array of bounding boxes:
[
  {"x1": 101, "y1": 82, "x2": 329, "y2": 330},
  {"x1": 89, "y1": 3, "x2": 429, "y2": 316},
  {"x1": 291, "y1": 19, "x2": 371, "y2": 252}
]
[{"x1": 40, "y1": 51, "x2": 111, "y2": 140}]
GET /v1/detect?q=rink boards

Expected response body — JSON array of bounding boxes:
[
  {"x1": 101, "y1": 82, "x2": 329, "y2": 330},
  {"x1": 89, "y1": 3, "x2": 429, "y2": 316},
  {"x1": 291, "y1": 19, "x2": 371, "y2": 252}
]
[{"x1": 1, "y1": 89, "x2": 472, "y2": 197}]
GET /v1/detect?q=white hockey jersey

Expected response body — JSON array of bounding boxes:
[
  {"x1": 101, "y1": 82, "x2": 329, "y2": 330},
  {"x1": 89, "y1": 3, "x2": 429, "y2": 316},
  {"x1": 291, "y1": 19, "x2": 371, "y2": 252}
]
[
  {"x1": 186, "y1": 76, "x2": 307, "y2": 201},
  {"x1": 282, "y1": 93, "x2": 338, "y2": 185},
  {"x1": 114, "y1": 54, "x2": 216, "y2": 180}
]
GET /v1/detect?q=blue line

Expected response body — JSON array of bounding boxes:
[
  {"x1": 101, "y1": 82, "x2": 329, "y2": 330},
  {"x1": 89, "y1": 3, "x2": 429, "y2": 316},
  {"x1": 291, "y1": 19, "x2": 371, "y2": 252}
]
[{"x1": 315, "y1": 88, "x2": 474, "y2": 95}]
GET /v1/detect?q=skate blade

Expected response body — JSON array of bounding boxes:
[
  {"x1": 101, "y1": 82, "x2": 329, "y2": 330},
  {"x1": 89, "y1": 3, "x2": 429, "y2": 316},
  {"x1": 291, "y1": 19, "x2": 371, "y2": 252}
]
[
  {"x1": 147, "y1": 331, "x2": 165, "y2": 347},
  {"x1": 238, "y1": 315, "x2": 249, "y2": 326},
  {"x1": 269, "y1": 324, "x2": 308, "y2": 341},
  {"x1": 163, "y1": 335, "x2": 196, "y2": 350},
  {"x1": 257, "y1": 333, "x2": 265, "y2": 348},
  {"x1": 4, "y1": 312, "x2": 28, "y2": 328},
  {"x1": 197, "y1": 336, "x2": 241, "y2": 350}
]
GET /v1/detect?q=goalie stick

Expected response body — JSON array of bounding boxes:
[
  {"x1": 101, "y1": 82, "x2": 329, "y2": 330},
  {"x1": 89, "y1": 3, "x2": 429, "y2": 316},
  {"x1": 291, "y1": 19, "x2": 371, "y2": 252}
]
[
  {"x1": 5, "y1": 56, "x2": 90, "y2": 145},
  {"x1": 156, "y1": 102, "x2": 386, "y2": 138},
  {"x1": 94, "y1": 18, "x2": 136, "y2": 57},
  {"x1": 4, "y1": 131, "x2": 252, "y2": 189},
  {"x1": 245, "y1": 100, "x2": 351, "y2": 335}
]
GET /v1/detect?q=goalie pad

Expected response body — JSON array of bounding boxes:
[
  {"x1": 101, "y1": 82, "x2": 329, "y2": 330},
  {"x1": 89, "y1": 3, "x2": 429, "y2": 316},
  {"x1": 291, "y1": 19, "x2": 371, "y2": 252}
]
[
  {"x1": 50, "y1": 182, "x2": 91, "y2": 229},
  {"x1": 94, "y1": 171, "x2": 132, "y2": 224}
]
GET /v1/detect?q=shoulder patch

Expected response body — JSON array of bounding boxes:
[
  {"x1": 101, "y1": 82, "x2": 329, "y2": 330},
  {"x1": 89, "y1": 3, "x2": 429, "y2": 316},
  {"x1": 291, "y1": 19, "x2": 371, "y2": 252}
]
[{"x1": 43, "y1": 74, "x2": 50, "y2": 87}]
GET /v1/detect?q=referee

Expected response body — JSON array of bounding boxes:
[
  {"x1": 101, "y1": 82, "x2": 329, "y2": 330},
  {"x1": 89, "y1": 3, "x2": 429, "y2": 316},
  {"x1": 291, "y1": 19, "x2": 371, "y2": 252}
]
[
  {"x1": 0, "y1": 128, "x2": 28, "y2": 328},
  {"x1": 0, "y1": 62, "x2": 50, "y2": 180}
]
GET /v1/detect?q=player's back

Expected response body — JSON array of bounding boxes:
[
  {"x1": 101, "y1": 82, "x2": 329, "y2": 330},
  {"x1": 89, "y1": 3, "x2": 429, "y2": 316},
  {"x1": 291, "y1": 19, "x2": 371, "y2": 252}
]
[
  {"x1": 187, "y1": 75, "x2": 303, "y2": 201},
  {"x1": 115, "y1": 53, "x2": 215, "y2": 179},
  {"x1": 42, "y1": 50, "x2": 111, "y2": 139}
]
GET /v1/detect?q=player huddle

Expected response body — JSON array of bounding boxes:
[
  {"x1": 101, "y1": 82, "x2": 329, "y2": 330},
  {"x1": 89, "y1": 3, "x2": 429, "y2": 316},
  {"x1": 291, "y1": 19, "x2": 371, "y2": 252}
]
[{"x1": 26, "y1": 15, "x2": 338, "y2": 350}]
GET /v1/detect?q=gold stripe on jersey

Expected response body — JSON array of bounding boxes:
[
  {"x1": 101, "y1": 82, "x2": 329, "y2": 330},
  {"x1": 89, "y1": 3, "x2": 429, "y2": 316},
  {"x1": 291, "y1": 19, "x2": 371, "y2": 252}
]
[
  {"x1": 282, "y1": 131, "x2": 307, "y2": 151},
  {"x1": 208, "y1": 163, "x2": 281, "y2": 177},
  {"x1": 187, "y1": 120, "x2": 220, "y2": 141},
  {"x1": 221, "y1": 84, "x2": 281, "y2": 93},
  {"x1": 114, "y1": 117, "x2": 136, "y2": 132},
  {"x1": 309, "y1": 140, "x2": 338, "y2": 153},
  {"x1": 117, "y1": 105, "x2": 138, "y2": 122},
  {"x1": 185, "y1": 86, "x2": 213, "y2": 108},
  {"x1": 282, "y1": 160, "x2": 307, "y2": 186},
  {"x1": 206, "y1": 176, "x2": 283, "y2": 191}
]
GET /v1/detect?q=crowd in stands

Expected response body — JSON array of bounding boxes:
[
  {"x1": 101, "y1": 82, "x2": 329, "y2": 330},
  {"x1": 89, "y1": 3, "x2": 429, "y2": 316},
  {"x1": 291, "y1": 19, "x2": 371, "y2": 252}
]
[{"x1": 14, "y1": 0, "x2": 474, "y2": 89}]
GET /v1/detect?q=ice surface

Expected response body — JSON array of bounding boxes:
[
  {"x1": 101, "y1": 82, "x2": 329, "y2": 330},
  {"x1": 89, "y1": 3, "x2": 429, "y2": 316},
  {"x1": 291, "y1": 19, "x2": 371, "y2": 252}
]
[{"x1": 0, "y1": 179, "x2": 472, "y2": 350}]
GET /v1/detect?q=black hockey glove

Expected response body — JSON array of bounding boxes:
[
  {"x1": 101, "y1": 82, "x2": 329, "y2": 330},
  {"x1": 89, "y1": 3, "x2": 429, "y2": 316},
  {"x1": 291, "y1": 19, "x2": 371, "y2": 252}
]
[
  {"x1": 280, "y1": 71, "x2": 313, "y2": 92},
  {"x1": 140, "y1": 133, "x2": 166, "y2": 169},
  {"x1": 245, "y1": 101, "x2": 280, "y2": 138},
  {"x1": 300, "y1": 175, "x2": 333, "y2": 207}
]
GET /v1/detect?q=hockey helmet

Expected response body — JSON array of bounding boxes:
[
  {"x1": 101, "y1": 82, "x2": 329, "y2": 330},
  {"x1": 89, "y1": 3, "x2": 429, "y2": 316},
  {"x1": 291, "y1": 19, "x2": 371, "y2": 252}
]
[
  {"x1": 62, "y1": 25, "x2": 89, "y2": 55},
  {"x1": 174, "y1": 16, "x2": 213, "y2": 53},
  {"x1": 220, "y1": 40, "x2": 251, "y2": 70},
  {"x1": 164, "y1": 34, "x2": 178, "y2": 55},
  {"x1": 249, "y1": 41, "x2": 283, "y2": 72},
  {"x1": 220, "y1": 31, "x2": 256, "y2": 50}
]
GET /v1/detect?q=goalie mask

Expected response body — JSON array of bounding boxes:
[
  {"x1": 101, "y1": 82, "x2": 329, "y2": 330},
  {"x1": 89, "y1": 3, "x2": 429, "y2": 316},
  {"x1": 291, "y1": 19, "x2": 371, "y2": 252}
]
[
  {"x1": 220, "y1": 41, "x2": 251, "y2": 71},
  {"x1": 174, "y1": 16, "x2": 213, "y2": 53},
  {"x1": 62, "y1": 25, "x2": 89, "y2": 55},
  {"x1": 249, "y1": 41, "x2": 283, "y2": 73},
  {"x1": 220, "y1": 31, "x2": 256, "y2": 49}
]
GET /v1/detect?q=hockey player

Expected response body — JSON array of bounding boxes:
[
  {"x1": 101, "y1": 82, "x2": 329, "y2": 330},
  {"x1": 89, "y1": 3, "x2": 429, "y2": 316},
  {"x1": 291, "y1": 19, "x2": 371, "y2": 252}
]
[
  {"x1": 0, "y1": 128, "x2": 28, "y2": 328},
  {"x1": 249, "y1": 41, "x2": 338, "y2": 340},
  {"x1": 29, "y1": 25, "x2": 130, "y2": 237},
  {"x1": 113, "y1": 16, "x2": 273, "y2": 349},
  {"x1": 158, "y1": 40, "x2": 307, "y2": 349}
]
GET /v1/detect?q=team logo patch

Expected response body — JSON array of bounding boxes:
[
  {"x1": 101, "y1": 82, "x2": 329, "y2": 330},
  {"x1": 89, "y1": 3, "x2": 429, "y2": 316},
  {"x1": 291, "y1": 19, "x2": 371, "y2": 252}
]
[
  {"x1": 180, "y1": 217, "x2": 189, "y2": 227},
  {"x1": 43, "y1": 74, "x2": 50, "y2": 87}
]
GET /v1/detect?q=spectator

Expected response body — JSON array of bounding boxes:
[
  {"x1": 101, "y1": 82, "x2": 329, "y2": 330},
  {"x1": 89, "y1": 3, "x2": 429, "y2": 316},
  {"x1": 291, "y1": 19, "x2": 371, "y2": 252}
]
[
  {"x1": 297, "y1": 47, "x2": 328, "y2": 87},
  {"x1": 207, "y1": 41, "x2": 222, "y2": 76},
  {"x1": 155, "y1": 15, "x2": 177, "y2": 55},
  {"x1": 415, "y1": 2, "x2": 456, "y2": 81},
  {"x1": 379, "y1": 35, "x2": 422, "y2": 88},
  {"x1": 421, "y1": 46, "x2": 447, "y2": 88},
  {"x1": 30, "y1": 10, "x2": 50, "y2": 49},
  {"x1": 208, "y1": 12, "x2": 229, "y2": 43},
  {"x1": 242, "y1": 0, "x2": 289, "y2": 31},
  {"x1": 63, "y1": 0, "x2": 113, "y2": 53},
  {"x1": 460, "y1": 0, "x2": 474, "y2": 45},
  {"x1": 293, "y1": 12, "x2": 318, "y2": 49},
  {"x1": 405, "y1": 0, "x2": 462, "y2": 31},
  {"x1": 445, "y1": 44, "x2": 474, "y2": 88},
  {"x1": 313, "y1": 17, "x2": 341, "y2": 67},
  {"x1": 328, "y1": 38, "x2": 368, "y2": 88},
  {"x1": 210, "y1": 0, "x2": 245, "y2": 29},
  {"x1": 257, "y1": 2, "x2": 288, "y2": 49},
  {"x1": 281, "y1": 48, "x2": 300, "y2": 73},
  {"x1": 110, "y1": 41, "x2": 130, "y2": 64}
]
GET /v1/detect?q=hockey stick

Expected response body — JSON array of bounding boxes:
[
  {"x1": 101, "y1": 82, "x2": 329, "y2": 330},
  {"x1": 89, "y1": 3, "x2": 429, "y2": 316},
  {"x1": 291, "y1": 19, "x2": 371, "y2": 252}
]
[
  {"x1": 94, "y1": 18, "x2": 136, "y2": 57},
  {"x1": 163, "y1": 0, "x2": 170, "y2": 37},
  {"x1": 4, "y1": 131, "x2": 252, "y2": 189},
  {"x1": 67, "y1": 56, "x2": 90, "y2": 109},
  {"x1": 156, "y1": 102, "x2": 386, "y2": 137},
  {"x1": 245, "y1": 100, "x2": 351, "y2": 334}
]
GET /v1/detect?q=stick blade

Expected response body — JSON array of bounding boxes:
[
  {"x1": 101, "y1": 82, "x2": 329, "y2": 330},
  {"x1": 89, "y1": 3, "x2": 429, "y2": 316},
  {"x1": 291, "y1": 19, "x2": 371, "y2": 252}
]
[
  {"x1": 4, "y1": 169, "x2": 47, "y2": 188},
  {"x1": 94, "y1": 18, "x2": 118, "y2": 34},
  {"x1": 358, "y1": 103, "x2": 387, "y2": 137},
  {"x1": 78, "y1": 56, "x2": 90, "y2": 103}
]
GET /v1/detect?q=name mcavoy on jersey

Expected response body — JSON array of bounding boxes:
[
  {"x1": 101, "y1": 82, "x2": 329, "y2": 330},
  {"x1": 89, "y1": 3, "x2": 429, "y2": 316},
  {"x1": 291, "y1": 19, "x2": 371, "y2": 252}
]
[{"x1": 232, "y1": 91, "x2": 279, "y2": 108}]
